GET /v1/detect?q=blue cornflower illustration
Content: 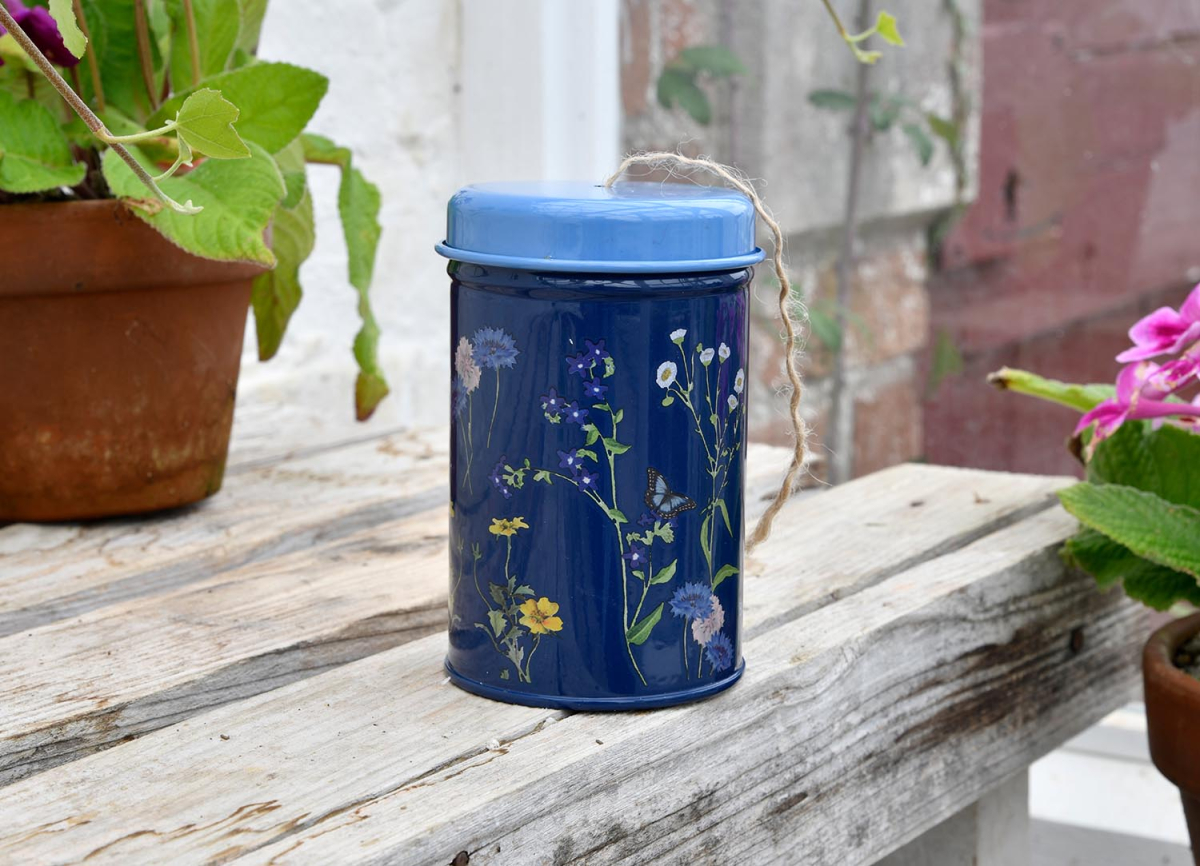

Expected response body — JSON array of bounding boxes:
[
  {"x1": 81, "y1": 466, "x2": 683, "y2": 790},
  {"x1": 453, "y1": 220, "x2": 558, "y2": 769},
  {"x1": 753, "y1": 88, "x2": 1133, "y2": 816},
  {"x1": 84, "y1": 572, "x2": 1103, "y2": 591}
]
[
  {"x1": 669, "y1": 582, "x2": 714, "y2": 620},
  {"x1": 558, "y1": 449, "x2": 581, "y2": 472},
  {"x1": 565, "y1": 352, "x2": 593, "y2": 377},
  {"x1": 582, "y1": 378, "x2": 608, "y2": 401},
  {"x1": 705, "y1": 632, "x2": 734, "y2": 672},
  {"x1": 584, "y1": 338, "x2": 610, "y2": 363},
  {"x1": 541, "y1": 387, "x2": 565, "y2": 415},
  {"x1": 622, "y1": 542, "x2": 649, "y2": 569},
  {"x1": 471, "y1": 328, "x2": 519, "y2": 369},
  {"x1": 563, "y1": 402, "x2": 589, "y2": 425}
]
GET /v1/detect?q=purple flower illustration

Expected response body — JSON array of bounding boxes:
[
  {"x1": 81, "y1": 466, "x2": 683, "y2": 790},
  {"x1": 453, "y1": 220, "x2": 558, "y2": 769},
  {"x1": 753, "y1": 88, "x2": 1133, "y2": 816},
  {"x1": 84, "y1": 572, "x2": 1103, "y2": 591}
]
[
  {"x1": 575, "y1": 467, "x2": 599, "y2": 492},
  {"x1": 489, "y1": 458, "x2": 512, "y2": 499},
  {"x1": 566, "y1": 352, "x2": 593, "y2": 377},
  {"x1": 584, "y1": 338, "x2": 610, "y2": 363},
  {"x1": 558, "y1": 449, "x2": 581, "y2": 472},
  {"x1": 669, "y1": 582, "x2": 714, "y2": 620},
  {"x1": 637, "y1": 511, "x2": 657, "y2": 528},
  {"x1": 705, "y1": 633, "x2": 734, "y2": 672},
  {"x1": 622, "y1": 542, "x2": 649, "y2": 569},
  {"x1": 563, "y1": 402, "x2": 589, "y2": 425},
  {"x1": 472, "y1": 327, "x2": 519, "y2": 369},
  {"x1": 583, "y1": 378, "x2": 608, "y2": 401},
  {"x1": 541, "y1": 387, "x2": 565, "y2": 414}
]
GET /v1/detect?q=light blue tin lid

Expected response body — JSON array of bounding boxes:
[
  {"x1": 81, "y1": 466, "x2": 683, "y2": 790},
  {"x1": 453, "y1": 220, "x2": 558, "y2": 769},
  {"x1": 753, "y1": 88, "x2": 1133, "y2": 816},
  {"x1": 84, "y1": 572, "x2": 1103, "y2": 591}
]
[{"x1": 435, "y1": 181, "x2": 765, "y2": 274}]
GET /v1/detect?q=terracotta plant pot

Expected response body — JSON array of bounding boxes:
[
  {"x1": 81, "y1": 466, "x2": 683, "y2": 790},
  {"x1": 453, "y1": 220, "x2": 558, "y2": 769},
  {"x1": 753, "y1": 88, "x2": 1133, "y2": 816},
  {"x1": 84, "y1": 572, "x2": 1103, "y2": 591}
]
[
  {"x1": 0, "y1": 200, "x2": 263, "y2": 521},
  {"x1": 1144, "y1": 611, "x2": 1200, "y2": 863}
]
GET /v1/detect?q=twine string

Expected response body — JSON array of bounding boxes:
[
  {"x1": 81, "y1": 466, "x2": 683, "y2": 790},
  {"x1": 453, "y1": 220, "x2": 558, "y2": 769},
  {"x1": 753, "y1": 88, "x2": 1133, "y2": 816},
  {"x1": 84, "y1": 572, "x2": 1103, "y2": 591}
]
[{"x1": 604, "y1": 152, "x2": 809, "y2": 549}]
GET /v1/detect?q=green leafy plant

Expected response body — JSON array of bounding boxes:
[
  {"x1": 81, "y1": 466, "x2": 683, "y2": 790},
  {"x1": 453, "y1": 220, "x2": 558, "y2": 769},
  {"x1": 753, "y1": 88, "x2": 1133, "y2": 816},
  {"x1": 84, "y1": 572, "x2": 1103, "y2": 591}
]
[
  {"x1": 819, "y1": 1, "x2": 903, "y2": 65},
  {"x1": 808, "y1": 88, "x2": 956, "y2": 168},
  {"x1": 0, "y1": 0, "x2": 387, "y2": 419},
  {"x1": 990, "y1": 285, "x2": 1200, "y2": 610},
  {"x1": 656, "y1": 44, "x2": 745, "y2": 126}
]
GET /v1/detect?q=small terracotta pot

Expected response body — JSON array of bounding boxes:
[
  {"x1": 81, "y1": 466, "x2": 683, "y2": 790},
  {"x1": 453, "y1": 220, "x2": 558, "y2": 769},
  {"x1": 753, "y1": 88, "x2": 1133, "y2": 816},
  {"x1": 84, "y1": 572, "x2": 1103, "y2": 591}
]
[
  {"x1": 1144, "y1": 611, "x2": 1200, "y2": 863},
  {"x1": 0, "y1": 200, "x2": 263, "y2": 521}
]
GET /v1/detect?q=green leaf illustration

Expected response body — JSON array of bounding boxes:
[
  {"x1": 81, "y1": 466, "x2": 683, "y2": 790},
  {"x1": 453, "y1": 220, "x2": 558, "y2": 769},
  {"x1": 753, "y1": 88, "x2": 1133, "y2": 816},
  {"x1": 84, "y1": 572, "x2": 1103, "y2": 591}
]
[
  {"x1": 48, "y1": 0, "x2": 87, "y2": 58},
  {"x1": 608, "y1": 508, "x2": 628, "y2": 524},
  {"x1": 514, "y1": 585, "x2": 535, "y2": 596},
  {"x1": 603, "y1": 438, "x2": 632, "y2": 455},
  {"x1": 1058, "y1": 483, "x2": 1200, "y2": 579},
  {"x1": 662, "y1": 396, "x2": 675, "y2": 407},
  {"x1": 582, "y1": 424, "x2": 601, "y2": 446},
  {"x1": 101, "y1": 141, "x2": 283, "y2": 265},
  {"x1": 488, "y1": 609, "x2": 507, "y2": 637},
  {"x1": 575, "y1": 448, "x2": 598, "y2": 462},
  {"x1": 626, "y1": 603, "x2": 664, "y2": 646},
  {"x1": 649, "y1": 559, "x2": 678, "y2": 586},
  {"x1": 713, "y1": 564, "x2": 739, "y2": 591},
  {"x1": 173, "y1": 88, "x2": 251, "y2": 159},
  {"x1": 700, "y1": 514, "x2": 712, "y2": 569},
  {"x1": 0, "y1": 93, "x2": 85, "y2": 193},
  {"x1": 533, "y1": 470, "x2": 552, "y2": 484},
  {"x1": 716, "y1": 498, "x2": 732, "y2": 535}
]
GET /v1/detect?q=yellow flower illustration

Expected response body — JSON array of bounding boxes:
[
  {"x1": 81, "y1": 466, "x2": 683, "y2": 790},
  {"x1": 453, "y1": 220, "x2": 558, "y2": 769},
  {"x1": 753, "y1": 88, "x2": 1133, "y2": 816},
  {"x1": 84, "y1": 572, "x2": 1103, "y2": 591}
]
[
  {"x1": 519, "y1": 597, "x2": 563, "y2": 634},
  {"x1": 489, "y1": 516, "x2": 530, "y2": 537}
]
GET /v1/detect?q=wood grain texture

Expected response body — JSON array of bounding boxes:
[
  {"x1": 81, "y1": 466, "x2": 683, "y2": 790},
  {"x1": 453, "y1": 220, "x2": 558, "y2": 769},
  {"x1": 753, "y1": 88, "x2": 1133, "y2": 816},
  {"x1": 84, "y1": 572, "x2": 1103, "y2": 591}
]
[
  {"x1": 0, "y1": 465, "x2": 1138, "y2": 866},
  {"x1": 0, "y1": 436, "x2": 789, "y2": 785}
]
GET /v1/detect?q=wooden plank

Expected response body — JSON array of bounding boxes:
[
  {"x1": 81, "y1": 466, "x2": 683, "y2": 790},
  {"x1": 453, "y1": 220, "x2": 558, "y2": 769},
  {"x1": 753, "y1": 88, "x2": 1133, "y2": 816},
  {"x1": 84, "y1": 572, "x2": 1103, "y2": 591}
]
[
  {"x1": 0, "y1": 443, "x2": 791, "y2": 784},
  {"x1": 237, "y1": 510, "x2": 1144, "y2": 866},
  {"x1": 0, "y1": 469, "x2": 1118, "y2": 864},
  {"x1": 0, "y1": 426, "x2": 447, "y2": 636}
]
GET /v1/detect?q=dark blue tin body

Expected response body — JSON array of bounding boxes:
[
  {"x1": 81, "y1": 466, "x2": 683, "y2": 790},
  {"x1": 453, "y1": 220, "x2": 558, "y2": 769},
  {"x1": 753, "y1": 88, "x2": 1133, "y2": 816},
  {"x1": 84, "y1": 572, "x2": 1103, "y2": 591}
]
[{"x1": 439, "y1": 181, "x2": 761, "y2": 710}]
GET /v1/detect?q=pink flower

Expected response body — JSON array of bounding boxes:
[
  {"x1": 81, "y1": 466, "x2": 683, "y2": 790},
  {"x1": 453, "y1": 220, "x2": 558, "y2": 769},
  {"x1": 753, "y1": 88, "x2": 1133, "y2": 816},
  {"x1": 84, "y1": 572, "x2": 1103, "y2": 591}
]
[
  {"x1": 691, "y1": 595, "x2": 725, "y2": 646},
  {"x1": 1076, "y1": 359, "x2": 1200, "y2": 448},
  {"x1": 1116, "y1": 283, "x2": 1200, "y2": 362}
]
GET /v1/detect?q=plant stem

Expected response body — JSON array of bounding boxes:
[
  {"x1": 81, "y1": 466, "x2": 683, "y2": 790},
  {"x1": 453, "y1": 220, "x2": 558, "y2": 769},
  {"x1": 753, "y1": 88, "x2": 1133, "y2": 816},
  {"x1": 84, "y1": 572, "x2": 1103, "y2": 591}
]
[
  {"x1": 0, "y1": 6, "x2": 199, "y2": 214},
  {"x1": 487, "y1": 368, "x2": 500, "y2": 448},
  {"x1": 827, "y1": 0, "x2": 872, "y2": 485},
  {"x1": 132, "y1": 0, "x2": 158, "y2": 110},
  {"x1": 72, "y1": 0, "x2": 104, "y2": 111},
  {"x1": 182, "y1": 0, "x2": 201, "y2": 86},
  {"x1": 682, "y1": 618, "x2": 691, "y2": 677}
]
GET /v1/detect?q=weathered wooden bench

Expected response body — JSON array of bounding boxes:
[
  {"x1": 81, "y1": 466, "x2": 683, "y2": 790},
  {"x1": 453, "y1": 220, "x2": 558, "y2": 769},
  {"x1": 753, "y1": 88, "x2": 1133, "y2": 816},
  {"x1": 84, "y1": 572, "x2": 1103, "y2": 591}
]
[{"x1": 0, "y1": 407, "x2": 1145, "y2": 864}]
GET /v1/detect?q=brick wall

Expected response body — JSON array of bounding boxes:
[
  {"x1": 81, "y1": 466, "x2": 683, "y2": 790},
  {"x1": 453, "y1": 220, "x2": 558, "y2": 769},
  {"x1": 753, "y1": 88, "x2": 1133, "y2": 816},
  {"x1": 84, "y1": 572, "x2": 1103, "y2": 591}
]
[{"x1": 924, "y1": 1, "x2": 1200, "y2": 475}]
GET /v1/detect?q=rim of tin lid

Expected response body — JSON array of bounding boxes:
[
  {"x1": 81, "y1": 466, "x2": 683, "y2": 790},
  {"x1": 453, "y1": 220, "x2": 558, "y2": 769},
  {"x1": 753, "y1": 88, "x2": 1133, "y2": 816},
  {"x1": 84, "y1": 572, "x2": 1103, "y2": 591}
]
[{"x1": 435, "y1": 180, "x2": 766, "y2": 274}]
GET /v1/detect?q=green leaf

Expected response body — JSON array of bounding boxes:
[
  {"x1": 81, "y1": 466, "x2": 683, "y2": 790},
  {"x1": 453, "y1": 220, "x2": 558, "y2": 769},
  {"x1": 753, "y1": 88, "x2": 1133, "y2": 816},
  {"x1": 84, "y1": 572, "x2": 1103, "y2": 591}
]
[
  {"x1": 926, "y1": 113, "x2": 959, "y2": 149},
  {"x1": 49, "y1": 0, "x2": 88, "y2": 58},
  {"x1": 488, "y1": 582, "x2": 506, "y2": 606},
  {"x1": 868, "y1": 95, "x2": 901, "y2": 131},
  {"x1": 902, "y1": 122, "x2": 934, "y2": 166},
  {"x1": 251, "y1": 180, "x2": 314, "y2": 360},
  {"x1": 677, "y1": 45, "x2": 746, "y2": 77},
  {"x1": 532, "y1": 470, "x2": 552, "y2": 484},
  {"x1": 0, "y1": 93, "x2": 85, "y2": 193},
  {"x1": 603, "y1": 438, "x2": 631, "y2": 455},
  {"x1": 1064, "y1": 528, "x2": 1200, "y2": 611},
  {"x1": 649, "y1": 559, "x2": 678, "y2": 586},
  {"x1": 808, "y1": 89, "x2": 858, "y2": 111},
  {"x1": 575, "y1": 448, "x2": 598, "y2": 462},
  {"x1": 612, "y1": 409, "x2": 625, "y2": 424},
  {"x1": 582, "y1": 424, "x2": 601, "y2": 446},
  {"x1": 78, "y1": 0, "x2": 149, "y2": 114},
  {"x1": 874, "y1": 10, "x2": 904, "y2": 46},
  {"x1": 713, "y1": 564, "x2": 739, "y2": 591},
  {"x1": 807, "y1": 305, "x2": 842, "y2": 352},
  {"x1": 1059, "y1": 483, "x2": 1200, "y2": 579},
  {"x1": 608, "y1": 508, "x2": 628, "y2": 524},
  {"x1": 168, "y1": 0, "x2": 240, "y2": 87},
  {"x1": 514, "y1": 585, "x2": 535, "y2": 596},
  {"x1": 299, "y1": 133, "x2": 388, "y2": 419},
  {"x1": 488, "y1": 609, "x2": 507, "y2": 637},
  {"x1": 1088, "y1": 420, "x2": 1200, "y2": 510},
  {"x1": 656, "y1": 67, "x2": 711, "y2": 125},
  {"x1": 632, "y1": 570, "x2": 646, "y2": 581},
  {"x1": 926, "y1": 328, "x2": 964, "y2": 394},
  {"x1": 235, "y1": 0, "x2": 269, "y2": 52},
  {"x1": 626, "y1": 603, "x2": 664, "y2": 646},
  {"x1": 715, "y1": 498, "x2": 732, "y2": 535},
  {"x1": 173, "y1": 88, "x2": 252, "y2": 159},
  {"x1": 102, "y1": 141, "x2": 284, "y2": 266},
  {"x1": 662, "y1": 396, "x2": 675, "y2": 407},
  {"x1": 700, "y1": 514, "x2": 712, "y2": 569},
  {"x1": 153, "y1": 63, "x2": 329, "y2": 154},
  {"x1": 987, "y1": 367, "x2": 1114, "y2": 413}
]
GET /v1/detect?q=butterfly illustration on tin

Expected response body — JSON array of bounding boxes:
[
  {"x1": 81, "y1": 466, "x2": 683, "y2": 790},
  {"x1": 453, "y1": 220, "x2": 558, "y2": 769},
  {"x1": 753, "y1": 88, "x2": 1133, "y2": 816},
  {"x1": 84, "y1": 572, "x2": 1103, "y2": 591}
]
[{"x1": 644, "y1": 468, "x2": 697, "y2": 518}]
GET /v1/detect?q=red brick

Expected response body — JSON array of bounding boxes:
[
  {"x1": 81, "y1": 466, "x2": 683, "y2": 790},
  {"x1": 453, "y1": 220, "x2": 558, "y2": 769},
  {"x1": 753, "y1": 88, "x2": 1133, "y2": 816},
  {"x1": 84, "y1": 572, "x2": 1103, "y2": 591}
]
[{"x1": 854, "y1": 375, "x2": 923, "y2": 477}]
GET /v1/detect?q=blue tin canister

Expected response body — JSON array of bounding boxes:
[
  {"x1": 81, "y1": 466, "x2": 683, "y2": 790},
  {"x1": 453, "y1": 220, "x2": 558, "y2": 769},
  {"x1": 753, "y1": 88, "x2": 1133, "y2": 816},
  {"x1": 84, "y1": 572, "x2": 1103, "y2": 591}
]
[{"x1": 436, "y1": 181, "x2": 763, "y2": 710}]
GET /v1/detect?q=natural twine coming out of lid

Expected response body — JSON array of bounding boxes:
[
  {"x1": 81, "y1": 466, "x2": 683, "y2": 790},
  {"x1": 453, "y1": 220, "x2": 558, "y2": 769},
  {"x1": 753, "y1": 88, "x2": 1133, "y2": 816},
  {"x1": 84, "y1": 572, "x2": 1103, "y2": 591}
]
[{"x1": 604, "y1": 152, "x2": 810, "y2": 550}]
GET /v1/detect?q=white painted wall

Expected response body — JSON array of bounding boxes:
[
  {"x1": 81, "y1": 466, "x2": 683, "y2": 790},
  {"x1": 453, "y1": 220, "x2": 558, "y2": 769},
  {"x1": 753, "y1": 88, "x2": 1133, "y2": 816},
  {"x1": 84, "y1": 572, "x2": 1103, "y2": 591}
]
[{"x1": 239, "y1": 0, "x2": 620, "y2": 435}]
